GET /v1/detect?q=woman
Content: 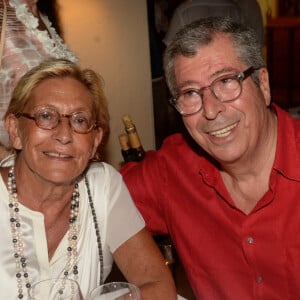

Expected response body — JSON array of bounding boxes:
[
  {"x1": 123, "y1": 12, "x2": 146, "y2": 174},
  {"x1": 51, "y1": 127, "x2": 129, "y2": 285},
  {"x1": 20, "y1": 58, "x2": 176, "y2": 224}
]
[
  {"x1": 0, "y1": 58, "x2": 177, "y2": 299},
  {"x1": 0, "y1": 0, "x2": 77, "y2": 158}
]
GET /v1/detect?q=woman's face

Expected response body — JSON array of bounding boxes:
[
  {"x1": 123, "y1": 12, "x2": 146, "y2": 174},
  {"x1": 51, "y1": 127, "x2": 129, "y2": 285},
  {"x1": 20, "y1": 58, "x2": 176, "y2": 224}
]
[{"x1": 9, "y1": 77, "x2": 103, "y2": 185}]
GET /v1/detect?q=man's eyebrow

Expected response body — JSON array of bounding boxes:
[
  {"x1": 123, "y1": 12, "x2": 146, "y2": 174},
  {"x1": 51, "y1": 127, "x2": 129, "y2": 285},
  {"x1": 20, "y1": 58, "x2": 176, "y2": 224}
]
[
  {"x1": 211, "y1": 67, "x2": 238, "y2": 78},
  {"x1": 177, "y1": 80, "x2": 200, "y2": 90}
]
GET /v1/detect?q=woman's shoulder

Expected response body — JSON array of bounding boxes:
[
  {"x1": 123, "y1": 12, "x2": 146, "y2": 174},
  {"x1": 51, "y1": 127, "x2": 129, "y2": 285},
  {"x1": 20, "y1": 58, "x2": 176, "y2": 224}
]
[
  {"x1": 87, "y1": 161, "x2": 118, "y2": 174},
  {"x1": 85, "y1": 161, "x2": 121, "y2": 183}
]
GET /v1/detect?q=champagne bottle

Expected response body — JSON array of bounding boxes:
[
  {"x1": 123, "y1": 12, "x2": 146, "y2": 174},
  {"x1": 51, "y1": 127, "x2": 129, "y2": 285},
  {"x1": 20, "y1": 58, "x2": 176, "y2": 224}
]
[
  {"x1": 122, "y1": 114, "x2": 145, "y2": 162},
  {"x1": 118, "y1": 133, "x2": 138, "y2": 163}
]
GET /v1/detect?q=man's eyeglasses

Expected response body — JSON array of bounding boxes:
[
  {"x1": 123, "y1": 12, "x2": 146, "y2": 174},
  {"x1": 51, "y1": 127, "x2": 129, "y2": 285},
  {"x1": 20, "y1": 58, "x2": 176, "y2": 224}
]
[
  {"x1": 169, "y1": 66, "x2": 260, "y2": 116},
  {"x1": 18, "y1": 107, "x2": 98, "y2": 134}
]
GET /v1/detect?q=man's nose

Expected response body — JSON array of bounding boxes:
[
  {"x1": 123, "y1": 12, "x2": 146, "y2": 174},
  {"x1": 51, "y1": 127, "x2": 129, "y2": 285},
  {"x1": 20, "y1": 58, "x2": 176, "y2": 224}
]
[{"x1": 201, "y1": 88, "x2": 226, "y2": 120}]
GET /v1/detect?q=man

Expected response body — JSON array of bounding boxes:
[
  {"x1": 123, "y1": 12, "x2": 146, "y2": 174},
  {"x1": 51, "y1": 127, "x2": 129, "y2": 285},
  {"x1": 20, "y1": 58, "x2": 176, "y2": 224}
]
[{"x1": 121, "y1": 17, "x2": 300, "y2": 299}]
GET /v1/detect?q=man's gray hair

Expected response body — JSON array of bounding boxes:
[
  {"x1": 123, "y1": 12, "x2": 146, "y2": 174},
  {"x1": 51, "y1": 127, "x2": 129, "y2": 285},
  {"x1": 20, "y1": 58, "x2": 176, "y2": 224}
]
[{"x1": 163, "y1": 17, "x2": 265, "y2": 96}]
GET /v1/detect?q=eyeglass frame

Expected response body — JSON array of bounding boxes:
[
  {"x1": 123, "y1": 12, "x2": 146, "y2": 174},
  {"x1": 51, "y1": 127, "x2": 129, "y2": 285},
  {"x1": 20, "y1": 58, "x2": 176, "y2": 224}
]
[
  {"x1": 169, "y1": 66, "x2": 260, "y2": 116},
  {"x1": 17, "y1": 108, "x2": 99, "y2": 134}
]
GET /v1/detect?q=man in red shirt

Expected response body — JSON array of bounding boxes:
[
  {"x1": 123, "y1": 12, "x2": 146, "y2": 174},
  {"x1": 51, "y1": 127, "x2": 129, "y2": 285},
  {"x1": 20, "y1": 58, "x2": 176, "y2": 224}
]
[{"x1": 121, "y1": 17, "x2": 300, "y2": 299}]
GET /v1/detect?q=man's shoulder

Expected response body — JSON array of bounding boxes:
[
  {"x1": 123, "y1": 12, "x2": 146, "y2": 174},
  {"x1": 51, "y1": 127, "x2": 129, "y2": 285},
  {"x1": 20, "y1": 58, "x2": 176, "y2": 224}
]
[
  {"x1": 159, "y1": 132, "x2": 206, "y2": 161},
  {"x1": 161, "y1": 133, "x2": 186, "y2": 145},
  {"x1": 293, "y1": 118, "x2": 300, "y2": 142},
  {"x1": 276, "y1": 105, "x2": 300, "y2": 141},
  {"x1": 160, "y1": 133, "x2": 195, "y2": 151}
]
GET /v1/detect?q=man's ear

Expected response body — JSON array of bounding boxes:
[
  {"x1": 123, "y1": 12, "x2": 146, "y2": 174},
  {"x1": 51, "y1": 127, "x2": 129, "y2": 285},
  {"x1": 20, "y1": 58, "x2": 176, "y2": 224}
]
[
  {"x1": 5, "y1": 114, "x2": 23, "y2": 150},
  {"x1": 258, "y1": 67, "x2": 271, "y2": 106}
]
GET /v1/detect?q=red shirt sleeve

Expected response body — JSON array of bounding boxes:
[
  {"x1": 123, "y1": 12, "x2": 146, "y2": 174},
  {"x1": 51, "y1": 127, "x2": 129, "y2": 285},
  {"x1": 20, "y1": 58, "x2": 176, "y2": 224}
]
[{"x1": 120, "y1": 150, "x2": 169, "y2": 235}]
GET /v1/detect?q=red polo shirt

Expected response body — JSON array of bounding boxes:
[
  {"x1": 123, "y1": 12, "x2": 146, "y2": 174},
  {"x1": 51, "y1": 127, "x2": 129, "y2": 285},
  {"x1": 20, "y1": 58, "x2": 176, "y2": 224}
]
[{"x1": 121, "y1": 105, "x2": 300, "y2": 299}]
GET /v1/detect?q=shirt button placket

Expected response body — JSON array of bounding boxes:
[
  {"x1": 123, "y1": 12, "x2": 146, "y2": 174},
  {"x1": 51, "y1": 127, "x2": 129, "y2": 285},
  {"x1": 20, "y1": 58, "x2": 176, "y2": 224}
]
[{"x1": 246, "y1": 237, "x2": 264, "y2": 285}]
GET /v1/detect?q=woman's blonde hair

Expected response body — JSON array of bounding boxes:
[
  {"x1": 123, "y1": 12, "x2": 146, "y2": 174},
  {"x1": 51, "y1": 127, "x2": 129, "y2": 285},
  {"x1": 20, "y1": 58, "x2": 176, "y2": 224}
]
[{"x1": 5, "y1": 58, "x2": 110, "y2": 161}]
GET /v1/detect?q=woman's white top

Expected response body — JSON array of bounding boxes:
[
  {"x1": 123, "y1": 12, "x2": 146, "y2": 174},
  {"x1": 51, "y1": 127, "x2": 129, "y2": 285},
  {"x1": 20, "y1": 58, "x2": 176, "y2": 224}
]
[{"x1": 0, "y1": 161, "x2": 145, "y2": 299}]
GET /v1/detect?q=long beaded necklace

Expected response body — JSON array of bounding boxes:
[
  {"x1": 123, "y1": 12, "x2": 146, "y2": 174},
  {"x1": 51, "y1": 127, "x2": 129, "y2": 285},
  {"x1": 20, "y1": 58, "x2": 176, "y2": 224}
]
[
  {"x1": 7, "y1": 166, "x2": 80, "y2": 299},
  {"x1": 85, "y1": 176, "x2": 104, "y2": 285}
]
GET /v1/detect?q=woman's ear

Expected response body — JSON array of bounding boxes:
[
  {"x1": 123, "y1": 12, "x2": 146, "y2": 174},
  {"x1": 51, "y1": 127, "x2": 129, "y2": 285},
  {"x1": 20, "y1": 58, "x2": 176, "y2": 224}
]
[
  {"x1": 5, "y1": 114, "x2": 23, "y2": 150},
  {"x1": 259, "y1": 67, "x2": 271, "y2": 106}
]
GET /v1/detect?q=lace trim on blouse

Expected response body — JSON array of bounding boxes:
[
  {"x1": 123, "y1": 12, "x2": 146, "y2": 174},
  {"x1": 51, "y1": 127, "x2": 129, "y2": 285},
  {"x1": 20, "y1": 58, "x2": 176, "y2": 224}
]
[{"x1": 9, "y1": 0, "x2": 78, "y2": 62}]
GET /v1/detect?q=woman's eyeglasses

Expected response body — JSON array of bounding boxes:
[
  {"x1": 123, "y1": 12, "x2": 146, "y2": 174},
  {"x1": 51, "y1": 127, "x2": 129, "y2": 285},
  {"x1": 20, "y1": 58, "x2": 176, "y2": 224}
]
[{"x1": 18, "y1": 107, "x2": 98, "y2": 134}]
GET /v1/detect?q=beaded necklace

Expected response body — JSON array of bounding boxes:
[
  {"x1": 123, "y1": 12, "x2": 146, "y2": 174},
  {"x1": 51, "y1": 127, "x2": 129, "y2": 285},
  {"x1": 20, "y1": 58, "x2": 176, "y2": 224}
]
[
  {"x1": 85, "y1": 176, "x2": 104, "y2": 285},
  {"x1": 7, "y1": 166, "x2": 80, "y2": 299}
]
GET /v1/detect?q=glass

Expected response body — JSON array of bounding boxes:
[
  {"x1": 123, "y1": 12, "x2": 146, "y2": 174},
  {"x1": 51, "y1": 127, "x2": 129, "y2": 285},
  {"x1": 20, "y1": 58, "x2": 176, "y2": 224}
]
[
  {"x1": 28, "y1": 278, "x2": 84, "y2": 300},
  {"x1": 87, "y1": 282, "x2": 141, "y2": 300},
  {"x1": 18, "y1": 107, "x2": 98, "y2": 134},
  {"x1": 170, "y1": 66, "x2": 258, "y2": 116}
]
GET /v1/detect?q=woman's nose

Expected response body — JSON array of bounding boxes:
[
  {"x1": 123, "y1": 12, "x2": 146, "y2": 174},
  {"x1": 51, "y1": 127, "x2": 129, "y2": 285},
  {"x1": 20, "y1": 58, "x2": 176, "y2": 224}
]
[{"x1": 52, "y1": 117, "x2": 73, "y2": 144}]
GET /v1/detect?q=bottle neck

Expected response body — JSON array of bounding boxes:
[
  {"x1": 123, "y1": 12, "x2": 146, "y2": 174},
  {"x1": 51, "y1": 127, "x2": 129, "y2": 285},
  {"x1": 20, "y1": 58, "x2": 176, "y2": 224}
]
[
  {"x1": 128, "y1": 131, "x2": 143, "y2": 150},
  {"x1": 119, "y1": 134, "x2": 131, "y2": 151},
  {"x1": 121, "y1": 114, "x2": 145, "y2": 161}
]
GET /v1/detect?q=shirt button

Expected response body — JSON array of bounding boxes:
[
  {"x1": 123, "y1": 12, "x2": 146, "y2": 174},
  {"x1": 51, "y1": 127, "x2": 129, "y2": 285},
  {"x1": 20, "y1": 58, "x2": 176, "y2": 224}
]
[
  {"x1": 247, "y1": 237, "x2": 254, "y2": 244},
  {"x1": 256, "y1": 276, "x2": 264, "y2": 283}
]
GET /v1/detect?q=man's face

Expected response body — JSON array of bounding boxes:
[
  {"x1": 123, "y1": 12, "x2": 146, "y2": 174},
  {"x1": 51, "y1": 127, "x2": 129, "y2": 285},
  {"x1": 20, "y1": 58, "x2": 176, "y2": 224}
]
[{"x1": 173, "y1": 34, "x2": 271, "y2": 164}]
